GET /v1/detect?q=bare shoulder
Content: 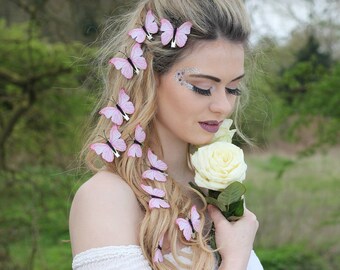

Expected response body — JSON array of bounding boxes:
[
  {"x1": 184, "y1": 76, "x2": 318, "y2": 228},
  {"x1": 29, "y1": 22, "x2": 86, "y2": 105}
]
[{"x1": 69, "y1": 170, "x2": 144, "y2": 257}]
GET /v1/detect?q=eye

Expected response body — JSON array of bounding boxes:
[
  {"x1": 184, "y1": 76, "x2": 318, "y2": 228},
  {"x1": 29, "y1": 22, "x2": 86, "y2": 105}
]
[
  {"x1": 226, "y1": 87, "x2": 241, "y2": 96},
  {"x1": 192, "y1": 85, "x2": 212, "y2": 96}
]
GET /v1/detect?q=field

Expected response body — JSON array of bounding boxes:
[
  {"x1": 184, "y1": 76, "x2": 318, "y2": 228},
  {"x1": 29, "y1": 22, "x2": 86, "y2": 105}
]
[{"x1": 246, "y1": 147, "x2": 340, "y2": 270}]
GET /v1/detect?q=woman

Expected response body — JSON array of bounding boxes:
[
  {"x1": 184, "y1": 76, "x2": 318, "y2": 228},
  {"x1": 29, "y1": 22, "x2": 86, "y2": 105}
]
[{"x1": 69, "y1": 0, "x2": 262, "y2": 269}]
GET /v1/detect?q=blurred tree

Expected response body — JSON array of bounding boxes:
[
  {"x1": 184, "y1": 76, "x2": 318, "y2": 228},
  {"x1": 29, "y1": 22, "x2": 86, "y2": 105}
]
[
  {"x1": 271, "y1": 32, "x2": 340, "y2": 153},
  {"x1": 277, "y1": 33, "x2": 332, "y2": 105},
  {"x1": 0, "y1": 0, "x2": 137, "y2": 42},
  {"x1": 0, "y1": 20, "x2": 92, "y2": 169},
  {"x1": 243, "y1": 26, "x2": 339, "y2": 153},
  {"x1": 269, "y1": 0, "x2": 340, "y2": 59}
]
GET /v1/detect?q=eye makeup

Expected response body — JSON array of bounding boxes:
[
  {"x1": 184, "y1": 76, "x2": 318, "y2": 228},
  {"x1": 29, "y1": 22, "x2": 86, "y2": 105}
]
[
  {"x1": 174, "y1": 67, "x2": 242, "y2": 97},
  {"x1": 192, "y1": 86, "x2": 241, "y2": 96},
  {"x1": 226, "y1": 87, "x2": 241, "y2": 96},
  {"x1": 174, "y1": 67, "x2": 199, "y2": 90},
  {"x1": 175, "y1": 67, "x2": 214, "y2": 96},
  {"x1": 191, "y1": 85, "x2": 212, "y2": 96}
]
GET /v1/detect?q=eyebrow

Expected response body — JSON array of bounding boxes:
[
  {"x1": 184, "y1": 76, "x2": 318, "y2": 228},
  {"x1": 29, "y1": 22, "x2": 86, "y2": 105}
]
[{"x1": 189, "y1": 73, "x2": 245, "y2": 83}]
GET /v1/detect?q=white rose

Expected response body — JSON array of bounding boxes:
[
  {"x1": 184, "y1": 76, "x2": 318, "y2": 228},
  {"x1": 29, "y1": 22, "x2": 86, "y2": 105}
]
[
  {"x1": 211, "y1": 119, "x2": 236, "y2": 144},
  {"x1": 191, "y1": 141, "x2": 247, "y2": 191}
]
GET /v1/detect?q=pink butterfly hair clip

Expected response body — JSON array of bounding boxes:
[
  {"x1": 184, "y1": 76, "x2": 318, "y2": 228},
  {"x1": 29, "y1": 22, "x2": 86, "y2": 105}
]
[
  {"x1": 141, "y1": 184, "x2": 170, "y2": 209},
  {"x1": 99, "y1": 88, "x2": 135, "y2": 126},
  {"x1": 154, "y1": 234, "x2": 164, "y2": 263},
  {"x1": 160, "y1": 19, "x2": 192, "y2": 48},
  {"x1": 90, "y1": 125, "x2": 127, "y2": 162},
  {"x1": 127, "y1": 124, "x2": 146, "y2": 158},
  {"x1": 128, "y1": 10, "x2": 159, "y2": 43},
  {"x1": 142, "y1": 149, "x2": 168, "y2": 182},
  {"x1": 176, "y1": 205, "x2": 201, "y2": 241},
  {"x1": 109, "y1": 43, "x2": 147, "y2": 79}
]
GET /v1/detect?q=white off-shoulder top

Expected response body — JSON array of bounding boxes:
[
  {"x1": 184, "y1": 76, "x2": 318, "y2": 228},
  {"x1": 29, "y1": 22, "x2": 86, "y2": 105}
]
[{"x1": 72, "y1": 245, "x2": 264, "y2": 270}]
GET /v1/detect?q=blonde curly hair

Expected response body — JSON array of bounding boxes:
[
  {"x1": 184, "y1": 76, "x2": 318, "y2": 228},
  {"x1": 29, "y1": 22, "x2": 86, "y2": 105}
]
[{"x1": 80, "y1": 0, "x2": 251, "y2": 269}]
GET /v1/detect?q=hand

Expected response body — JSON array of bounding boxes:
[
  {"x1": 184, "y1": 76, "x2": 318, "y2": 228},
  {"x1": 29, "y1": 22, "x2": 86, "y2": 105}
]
[{"x1": 207, "y1": 205, "x2": 259, "y2": 270}]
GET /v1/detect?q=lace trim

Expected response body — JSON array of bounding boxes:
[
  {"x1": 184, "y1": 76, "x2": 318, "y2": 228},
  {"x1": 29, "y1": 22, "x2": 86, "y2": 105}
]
[
  {"x1": 72, "y1": 245, "x2": 263, "y2": 270},
  {"x1": 72, "y1": 245, "x2": 151, "y2": 269}
]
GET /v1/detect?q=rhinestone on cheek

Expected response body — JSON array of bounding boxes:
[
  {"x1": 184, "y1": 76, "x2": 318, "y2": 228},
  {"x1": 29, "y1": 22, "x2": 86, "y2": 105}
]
[{"x1": 174, "y1": 67, "x2": 199, "y2": 91}]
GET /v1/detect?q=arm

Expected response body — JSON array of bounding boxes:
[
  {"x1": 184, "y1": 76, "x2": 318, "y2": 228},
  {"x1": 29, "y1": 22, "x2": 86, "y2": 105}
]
[
  {"x1": 69, "y1": 170, "x2": 144, "y2": 256},
  {"x1": 208, "y1": 206, "x2": 259, "y2": 270}
]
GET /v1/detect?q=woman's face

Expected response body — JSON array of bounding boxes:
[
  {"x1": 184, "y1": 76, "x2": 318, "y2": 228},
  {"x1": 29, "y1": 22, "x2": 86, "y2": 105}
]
[{"x1": 155, "y1": 38, "x2": 245, "y2": 146}]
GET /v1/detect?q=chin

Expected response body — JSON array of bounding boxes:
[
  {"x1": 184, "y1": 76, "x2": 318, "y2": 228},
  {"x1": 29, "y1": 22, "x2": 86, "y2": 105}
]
[{"x1": 190, "y1": 135, "x2": 214, "y2": 146}]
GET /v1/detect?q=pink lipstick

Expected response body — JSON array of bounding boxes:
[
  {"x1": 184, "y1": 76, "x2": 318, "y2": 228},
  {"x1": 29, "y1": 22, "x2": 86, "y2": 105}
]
[{"x1": 199, "y1": 120, "x2": 222, "y2": 133}]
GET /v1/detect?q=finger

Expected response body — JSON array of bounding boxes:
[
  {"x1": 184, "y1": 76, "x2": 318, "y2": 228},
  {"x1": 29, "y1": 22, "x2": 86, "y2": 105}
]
[
  {"x1": 243, "y1": 208, "x2": 257, "y2": 220},
  {"x1": 242, "y1": 208, "x2": 259, "y2": 228},
  {"x1": 207, "y1": 205, "x2": 229, "y2": 224}
]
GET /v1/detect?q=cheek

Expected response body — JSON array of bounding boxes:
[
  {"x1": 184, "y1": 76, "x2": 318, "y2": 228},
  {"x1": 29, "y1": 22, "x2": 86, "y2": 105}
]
[
  {"x1": 158, "y1": 78, "x2": 200, "y2": 119},
  {"x1": 227, "y1": 95, "x2": 238, "y2": 112}
]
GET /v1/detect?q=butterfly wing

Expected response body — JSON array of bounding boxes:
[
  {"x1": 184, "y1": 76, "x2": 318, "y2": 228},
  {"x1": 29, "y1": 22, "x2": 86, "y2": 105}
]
[
  {"x1": 147, "y1": 149, "x2": 168, "y2": 171},
  {"x1": 145, "y1": 10, "x2": 158, "y2": 34},
  {"x1": 140, "y1": 184, "x2": 165, "y2": 197},
  {"x1": 142, "y1": 169, "x2": 156, "y2": 181},
  {"x1": 130, "y1": 43, "x2": 147, "y2": 70},
  {"x1": 151, "y1": 187, "x2": 166, "y2": 198},
  {"x1": 127, "y1": 124, "x2": 145, "y2": 157},
  {"x1": 149, "y1": 198, "x2": 170, "y2": 209},
  {"x1": 128, "y1": 28, "x2": 146, "y2": 43},
  {"x1": 99, "y1": 106, "x2": 123, "y2": 126},
  {"x1": 90, "y1": 143, "x2": 114, "y2": 163},
  {"x1": 176, "y1": 218, "x2": 192, "y2": 241},
  {"x1": 142, "y1": 169, "x2": 167, "y2": 182},
  {"x1": 154, "y1": 234, "x2": 164, "y2": 262},
  {"x1": 127, "y1": 144, "x2": 142, "y2": 158},
  {"x1": 152, "y1": 171, "x2": 167, "y2": 182},
  {"x1": 190, "y1": 205, "x2": 201, "y2": 232},
  {"x1": 109, "y1": 126, "x2": 127, "y2": 152},
  {"x1": 118, "y1": 88, "x2": 135, "y2": 115},
  {"x1": 135, "y1": 124, "x2": 146, "y2": 143},
  {"x1": 154, "y1": 249, "x2": 163, "y2": 263},
  {"x1": 175, "y1": 22, "x2": 192, "y2": 48},
  {"x1": 160, "y1": 19, "x2": 174, "y2": 46},
  {"x1": 140, "y1": 184, "x2": 154, "y2": 195},
  {"x1": 141, "y1": 184, "x2": 169, "y2": 209},
  {"x1": 109, "y1": 57, "x2": 134, "y2": 79}
]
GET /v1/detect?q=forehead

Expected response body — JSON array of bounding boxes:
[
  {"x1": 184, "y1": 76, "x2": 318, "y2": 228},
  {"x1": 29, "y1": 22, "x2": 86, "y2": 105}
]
[{"x1": 171, "y1": 39, "x2": 245, "y2": 81}]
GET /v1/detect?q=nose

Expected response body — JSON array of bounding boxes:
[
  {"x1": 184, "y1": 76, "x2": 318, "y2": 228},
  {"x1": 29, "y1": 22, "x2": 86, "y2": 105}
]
[{"x1": 209, "y1": 88, "x2": 236, "y2": 117}]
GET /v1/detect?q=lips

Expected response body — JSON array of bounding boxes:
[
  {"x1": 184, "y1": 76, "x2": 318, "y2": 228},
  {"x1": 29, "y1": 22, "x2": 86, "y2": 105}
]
[{"x1": 199, "y1": 120, "x2": 222, "y2": 133}]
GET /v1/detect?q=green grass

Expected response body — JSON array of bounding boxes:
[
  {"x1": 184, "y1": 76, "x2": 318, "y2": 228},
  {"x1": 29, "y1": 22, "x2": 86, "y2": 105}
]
[
  {"x1": 256, "y1": 244, "x2": 331, "y2": 270},
  {"x1": 245, "y1": 148, "x2": 340, "y2": 270}
]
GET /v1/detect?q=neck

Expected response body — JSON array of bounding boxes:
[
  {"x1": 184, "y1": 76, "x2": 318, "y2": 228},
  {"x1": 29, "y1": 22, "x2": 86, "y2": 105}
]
[{"x1": 151, "y1": 119, "x2": 194, "y2": 185}]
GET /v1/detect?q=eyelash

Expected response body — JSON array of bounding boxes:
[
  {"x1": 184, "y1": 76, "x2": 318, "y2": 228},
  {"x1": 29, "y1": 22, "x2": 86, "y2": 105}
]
[
  {"x1": 226, "y1": 87, "x2": 242, "y2": 96},
  {"x1": 192, "y1": 85, "x2": 241, "y2": 96},
  {"x1": 192, "y1": 85, "x2": 211, "y2": 96}
]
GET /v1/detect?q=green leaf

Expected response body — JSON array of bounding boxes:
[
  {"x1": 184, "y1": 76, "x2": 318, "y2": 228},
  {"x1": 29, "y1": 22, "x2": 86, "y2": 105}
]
[
  {"x1": 217, "y1": 182, "x2": 246, "y2": 205},
  {"x1": 205, "y1": 197, "x2": 227, "y2": 212},
  {"x1": 233, "y1": 199, "x2": 245, "y2": 216},
  {"x1": 221, "y1": 199, "x2": 244, "y2": 221},
  {"x1": 208, "y1": 189, "x2": 220, "y2": 199}
]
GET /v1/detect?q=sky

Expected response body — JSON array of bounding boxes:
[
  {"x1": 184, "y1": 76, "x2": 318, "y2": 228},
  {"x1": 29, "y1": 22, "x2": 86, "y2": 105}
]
[{"x1": 245, "y1": 0, "x2": 334, "y2": 43}]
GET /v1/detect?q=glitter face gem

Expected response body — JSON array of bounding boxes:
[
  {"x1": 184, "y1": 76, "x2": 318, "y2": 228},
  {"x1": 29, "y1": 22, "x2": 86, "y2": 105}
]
[{"x1": 174, "y1": 67, "x2": 199, "y2": 90}]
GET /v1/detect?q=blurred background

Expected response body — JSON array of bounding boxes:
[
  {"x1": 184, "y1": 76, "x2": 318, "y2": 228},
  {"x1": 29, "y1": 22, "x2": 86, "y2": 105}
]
[{"x1": 0, "y1": 0, "x2": 339, "y2": 269}]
